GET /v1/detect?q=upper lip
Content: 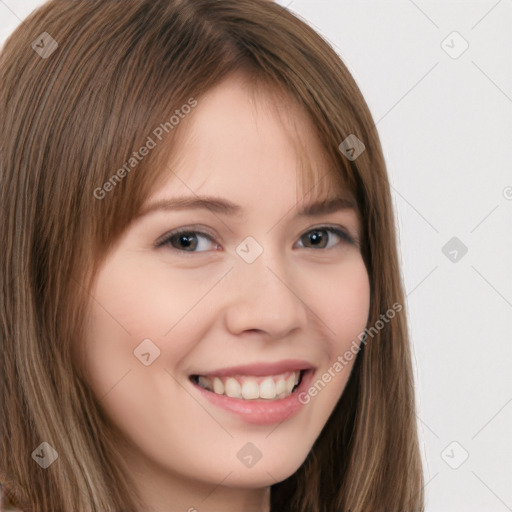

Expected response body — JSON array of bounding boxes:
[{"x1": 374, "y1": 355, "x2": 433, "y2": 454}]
[{"x1": 192, "y1": 359, "x2": 316, "y2": 377}]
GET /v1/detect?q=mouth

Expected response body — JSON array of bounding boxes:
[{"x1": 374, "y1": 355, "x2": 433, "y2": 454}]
[
  {"x1": 188, "y1": 363, "x2": 316, "y2": 425},
  {"x1": 189, "y1": 369, "x2": 305, "y2": 401}
]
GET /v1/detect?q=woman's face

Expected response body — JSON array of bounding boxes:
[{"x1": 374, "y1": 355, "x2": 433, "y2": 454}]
[{"x1": 82, "y1": 76, "x2": 370, "y2": 506}]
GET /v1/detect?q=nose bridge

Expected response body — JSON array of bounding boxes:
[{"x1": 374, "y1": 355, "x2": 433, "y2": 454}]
[{"x1": 223, "y1": 242, "x2": 308, "y2": 337}]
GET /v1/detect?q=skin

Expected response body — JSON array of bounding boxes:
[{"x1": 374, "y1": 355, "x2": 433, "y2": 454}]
[{"x1": 82, "y1": 75, "x2": 370, "y2": 512}]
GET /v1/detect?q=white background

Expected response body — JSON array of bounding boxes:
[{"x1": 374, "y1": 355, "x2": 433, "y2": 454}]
[{"x1": 1, "y1": 1, "x2": 511, "y2": 510}]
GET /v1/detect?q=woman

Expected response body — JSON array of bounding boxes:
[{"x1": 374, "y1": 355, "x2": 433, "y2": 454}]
[{"x1": 0, "y1": 0, "x2": 424, "y2": 510}]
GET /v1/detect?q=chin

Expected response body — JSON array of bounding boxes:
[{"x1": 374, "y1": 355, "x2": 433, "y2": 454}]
[{"x1": 226, "y1": 453, "x2": 308, "y2": 489}]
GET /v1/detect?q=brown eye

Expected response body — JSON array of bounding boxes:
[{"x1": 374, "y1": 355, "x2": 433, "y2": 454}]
[
  {"x1": 170, "y1": 232, "x2": 200, "y2": 251},
  {"x1": 297, "y1": 227, "x2": 355, "y2": 250},
  {"x1": 157, "y1": 229, "x2": 218, "y2": 253}
]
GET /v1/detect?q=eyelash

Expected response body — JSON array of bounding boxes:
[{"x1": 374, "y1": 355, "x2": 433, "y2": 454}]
[{"x1": 155, "y1": 225, "x2": 358, "y2": 255}]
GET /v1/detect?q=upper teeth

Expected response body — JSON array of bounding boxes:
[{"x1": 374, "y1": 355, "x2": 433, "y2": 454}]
[{"x1": 196, "y1": 370, "x2": 301, "y2": 400}]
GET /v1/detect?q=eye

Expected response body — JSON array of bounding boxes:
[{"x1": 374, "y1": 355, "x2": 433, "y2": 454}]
[
  {"x1": 295, "y1": 226, "x2": 356, "y2": 250},
  {"x1": 155, "y1": 227, "x2": 219, "y2": 253}
]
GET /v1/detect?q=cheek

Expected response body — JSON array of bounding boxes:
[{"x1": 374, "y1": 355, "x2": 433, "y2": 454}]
[
  {"x1": 83, "y1": 254, "x2": 218, "y2": 359},
  {"x1": 80, "y1": 258, "x2": 166, "y2": 396},
  {"x1": 303, "y1": 257, "x2": 370, "y2": 400},
  {"x1": 80, "y1": 253, "x2": 227, "y2": 413},
  {"x1": 313, "y1": 257, "x2": 371, "y2": 349},
  {"x1": 92, "y1": 253, "x2": 229, "y2": 336}
]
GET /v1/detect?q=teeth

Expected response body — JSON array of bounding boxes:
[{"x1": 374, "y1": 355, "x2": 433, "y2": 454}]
[
  {"x1": 259, "y1": 377, "x2": 276, "y2": 399},
  {"x1": 224, "y1": 377, "x2": 242, "y2": 398},
  {"x1": 194, "y1": 370, "x2": 302, "y2": 400},
  {"x1": 213, "y1": 377, "x2": 224, "y2": 395},
  {"x1": 241, "y1": 380, "x2": 259, "y2": 400},
  {"x1": 198, "y1": 376, "x2": 211, "y2": 389},
  {"x1": 275, "y1": 378, "x2": 287, "y2": 398},
  {"x1": 286, "y1": 374, "x2": 296, "y2": 394}
]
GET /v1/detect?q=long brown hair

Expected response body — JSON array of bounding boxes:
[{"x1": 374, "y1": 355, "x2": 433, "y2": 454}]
[{"x1": 0, "y1": 1, "x2": 424, "y2": 510}]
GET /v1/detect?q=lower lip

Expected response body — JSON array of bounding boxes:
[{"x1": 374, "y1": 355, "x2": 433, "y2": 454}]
[{"x1": 191, "y1": 370, "x2": 315, "y2": 425}]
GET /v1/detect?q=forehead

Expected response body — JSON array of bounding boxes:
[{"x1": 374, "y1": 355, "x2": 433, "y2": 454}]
[{"x1": 148, "y1": 75, "x2": 352, "y2": 210}]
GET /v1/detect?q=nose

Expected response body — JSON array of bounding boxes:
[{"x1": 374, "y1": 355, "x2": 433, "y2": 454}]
[{"x1": 222, "y1": 248, "x2": 309, "y2": 339}]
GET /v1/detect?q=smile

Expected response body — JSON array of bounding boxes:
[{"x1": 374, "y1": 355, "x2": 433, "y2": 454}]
[
  {"x1": 188, "y1": 360, "x2": 316, "y2": 425},
  {"x1": 190, "y1": 370, "x2": 303, "y2": 400}
]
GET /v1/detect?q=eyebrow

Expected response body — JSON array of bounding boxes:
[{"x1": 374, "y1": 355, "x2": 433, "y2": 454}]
[{"x1": 137, "y1": 195, "x2": 357, "y2": 218}]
